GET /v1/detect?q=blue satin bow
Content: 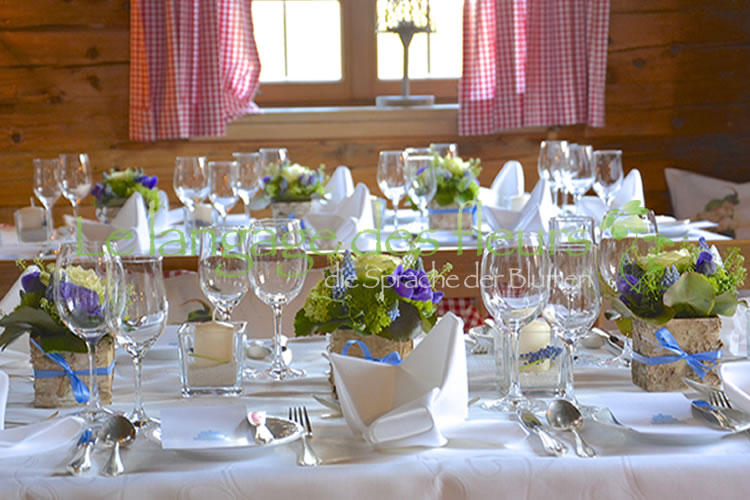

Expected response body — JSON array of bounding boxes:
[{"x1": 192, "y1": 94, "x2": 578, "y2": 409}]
[
  {"x1": 30, "y1": 338, "x2": 115, "y2": 403},
  {"x1": 341, "y1": 339, "x2": 402, "y2": 366},
  {"x1": 631, "y1": 327, "x2": 722, "y2": 379}
]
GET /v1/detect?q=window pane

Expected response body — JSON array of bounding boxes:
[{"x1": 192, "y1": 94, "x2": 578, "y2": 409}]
[
  {"x1": 377, "y1": 0, "x2": 462, "y2": 80},
  {"x1": 253, "y1": 0, "x2": 342, "y2": 83}
]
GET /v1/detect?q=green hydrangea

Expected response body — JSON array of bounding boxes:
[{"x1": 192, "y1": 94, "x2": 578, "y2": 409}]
[{"x1": 432, "y1": 155, "x2": 482, "y2": 207}]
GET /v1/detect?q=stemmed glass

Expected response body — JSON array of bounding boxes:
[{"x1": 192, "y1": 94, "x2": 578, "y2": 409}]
[
  {"x1": 207, "y1": 161, "x2": 239, "y2": 225},
  {"x1": 481, "y1": 233, "x2": 549, "y2": 411},
  {"x1": 404, "y1": 147, "x2": 438, "y2": 232},
  {"x1": 430, "y1": 143, "x2": 458, "y2": 159},
  {"x1": 53, "y1": 241, "x2": 119, "y2": 422},
  {"x1": 259, "y1": 148, "x2": 288, "y2": 170},
  {"x1": 377, "y1": 151, "x2": 407, "y2": 231},
  {"x1": 543, "y1": 216, "x2": 601, "y2": 403},
  {"x1": 33, "y1": 158, "x2": 62, "y2": 240},
  {"x1": 173, "y1": 156, "x2": 208, "y2": 230},
  {"x1": 538, "y1": 141, "x2": 568, "y2": 208},
  {"x1": 564, "y1": 144, "x2": 595, "y2": 213},
  {"x1": 593, "y1": 150, "x2": 624, "y2": 208},
  {"x1": 247, "y1": 218, "x2": 308, "y2": 381},
  {"x1": 57, "y1": 154, "x2": 92, "y2": 221},
  {"x1": 199, "y1": 226, "x2": 250, "y2": 322},
  {"x1": 232, "y1": 152, "x2": 264, "y2": 221},
  {"x1": 106, "y1": 255, "x2": 168, "y2": 436}
]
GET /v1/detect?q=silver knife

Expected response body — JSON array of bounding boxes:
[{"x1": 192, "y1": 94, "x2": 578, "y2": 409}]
[{"x1": 518, "y1": 410, "x2": 567, "y2": 456}]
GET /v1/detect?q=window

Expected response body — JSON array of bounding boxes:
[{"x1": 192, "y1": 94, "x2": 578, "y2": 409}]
[{"x1": 251, "y1": 0, "x2": 462, "y2": 106}]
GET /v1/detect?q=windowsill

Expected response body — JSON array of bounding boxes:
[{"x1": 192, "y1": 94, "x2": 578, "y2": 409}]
[{"x1": 195, "y1": 103, "x2": 459, "y2": 142}]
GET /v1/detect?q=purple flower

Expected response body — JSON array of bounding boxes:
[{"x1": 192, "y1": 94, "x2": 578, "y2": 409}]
[
  {"x1": 699, "y1": 236, "x2": 709, "y2": 251},
  {"x1": 262, "y1": 175, "x2": 271, "y2": 185},
  {"x1": 386, "y1": 265, "x2": 443, "y2": 304},
  {"x1": 134, "y1": 175, "x2": 158, "y2": 190},
  {"x1": 617, "y1": 273, "x2": 642, "y2": 306},
  {"x1": 90, "y1": 183, "x2": 104, "y2": 202},
  {"x1": 21, "y1": 272, "x2": 45, "y2": 294},
  {"x1": 58, "y1": 282, "x2": 103, "y2": 318},
  {"x1": 696, "y1": 251, "x2": 716, "y2": 276},
  {"x1": 300, "y1": 173, "x2": 315, "y2": 187}
]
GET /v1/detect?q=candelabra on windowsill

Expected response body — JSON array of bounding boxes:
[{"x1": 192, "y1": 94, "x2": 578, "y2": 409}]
[{"x1": 376, "y1": 0, "x2": 435, "y2": 107}]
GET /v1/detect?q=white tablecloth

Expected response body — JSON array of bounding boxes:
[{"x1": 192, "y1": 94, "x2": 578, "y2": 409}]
[{"x1": 1, "y1": 330, "x2": 750, "y2": 500}]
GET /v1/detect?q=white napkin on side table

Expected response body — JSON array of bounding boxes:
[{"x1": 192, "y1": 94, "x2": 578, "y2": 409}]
[{"x1": 330, "y1": 313, "x2": 468, "y2": 448}]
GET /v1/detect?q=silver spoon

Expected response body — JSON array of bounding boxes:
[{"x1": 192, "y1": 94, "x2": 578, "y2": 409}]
[
  {"x1": 518, "y1": 410, "x2": 567, "y2": 456},
  {"x1": 67, "y1": 428, "x2": 97, "y2": 476},
  {"x1": 546, "y1": 399, "x2": 596, "y2": 458},
  {"x1": 100, "y1": 416, "x2": 136, "y2": 477}
]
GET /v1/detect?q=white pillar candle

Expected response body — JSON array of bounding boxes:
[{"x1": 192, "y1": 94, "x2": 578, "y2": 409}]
[
  {"x1": 518, "y1": 319, "x2": 552, "y2": 373},
  {"x1": 192, "y1": 321, "x2": 234, "y2": 368},
  {"x1": 14, "y1": 207, "x2": 46, "y2": 242},
  {"x1": 193, "y1": 203, "x2": 214, "y2": 226}
]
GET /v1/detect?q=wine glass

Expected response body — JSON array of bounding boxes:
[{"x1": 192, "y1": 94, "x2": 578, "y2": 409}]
[
  {"x1": 430, "y1": 143, "x2": 458, "y2": 159},
  {"x1": 207, "y1": 161, "x2": 239, "y2": 224},
  {"x1": 377, "y1": 151, "x2": 407, "y2": 231},
  {"x1": 53, "y1": 240, "x2": 119, "y2": 422},
  {"x1": 232, "y1": 152, "x2": 263, "y2": 221},
  {"x1": 106, "y1": 255, "x2": 167, "y2": 436},
  {"x1": 481, "y1": 233, "x2": 549, "y2": 411},
  {"x1": 247, "y1": 218, "x2": 308, "y2": 381},
  {"x1": 593, "y1": 150, "x2": 624, "y2": 208},
  {"x1": 259, "y1": 148, "x2": 288, "y2": 170},
  {"x1": 199, "y1": 226, "x2": 250, "y2": 321},
  {"x1": 33, "y1": 158, "x2": 62, "y2": 240},
  {"x1": 173, "y1": 156, "x2": 208, "y2": 230},
  {"x1": 543, "y1": 216, "x2": 601, "y2": 403},
  {"x1": 564, "y1": 144, "x2": 595, "y2": 212},
  {"x1": 538, "y1": 140, "x2": 568, "y2": 208},
  {"x1": 404, "y1": 147, "x2": 438, "y2": 232},
  {"x1": 57, "y1": 154, "x2": 92, "y2": 221}
]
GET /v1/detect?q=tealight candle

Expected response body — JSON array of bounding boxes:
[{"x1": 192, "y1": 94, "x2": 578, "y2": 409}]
[
  {"x1": 14, "y1": 206, "x2": 46, "y2": 242},
  {"x1": 193, "y1": 321, "x2": 234, "y2": 368},
  {"x1": 518, "y1": 319, "x2": 552, "y2": 373},
  {"x1": 178, "y1": 321, "x2": 245, "y2": 397},
  {"x1": 193, "y1": 203, "x2": 214, "y2": 227}
]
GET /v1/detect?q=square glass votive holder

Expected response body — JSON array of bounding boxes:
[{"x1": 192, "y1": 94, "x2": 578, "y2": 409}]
[
  {"x1": 178, "y1": 321, "x2": 246, "y2": 397},
  {"x1": 14, "y1": 207, "x2": 47, "y2": 243}
]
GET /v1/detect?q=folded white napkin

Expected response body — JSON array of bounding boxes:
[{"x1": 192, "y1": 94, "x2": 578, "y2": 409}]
[
  {"x1": 330, "y1": 313, "x2": 468, "y2": 448},
  {"x1": 68, "y1": 192, "x2": 151, "y2": 254},
  {"x1": 320, "y1": 165, "x2": 355, "y2": 208},
  {"x1": 482, "y1": 178, "x2": 555, "y2": 233},
  {"x1": 0, "y1": 370, "x2": 7, "y2": 429},
  {"x1": 0, "y1": 415, "x2": 83, "y2": 458},
  {"x1": 479, "y1": 161, "x2": 525, "y2": 209},
  {"x1": 577, "y1": 169, "x2": 645, "y2": 224},
  {"x1": 304, "y1": 183, "x2": 374, "y2": 250},
  {"x1": 151, "y1": 190, "x2": 171, "y2": 233}
]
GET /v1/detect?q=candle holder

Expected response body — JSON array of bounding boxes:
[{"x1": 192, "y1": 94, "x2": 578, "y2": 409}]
[{"x1": 376, "y1": 0, "x2": 435, "y2": 107}]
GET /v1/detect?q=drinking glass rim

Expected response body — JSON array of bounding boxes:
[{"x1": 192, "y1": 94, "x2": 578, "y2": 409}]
[{"x1": 593, "y1": 149, "x2": 622, "y2": 156}]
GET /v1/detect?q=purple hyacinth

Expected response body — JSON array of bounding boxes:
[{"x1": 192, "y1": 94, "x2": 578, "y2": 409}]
[
  {"x1": 616, "y1": 273, "x2": 642, "y2": 306},
  {"x1": 332, "y1": 251, "x2": 357, "y2": 300},
  {"x1": 695, "y1": 251, "x2": 716, "y2": 276},
  {"x1": 58, "y1": 282, "x2": 103, "y2": 318},
  {"x1": 386, "y1": 265, "x2": 443, "y2": 304},
  {"x1": 699, "y1": 236, "x2": 710, "y2": 251},
  {"x1": 660, "y1": 265, "x2": 680, "y2": 288},
  {"x1": 21, "y1": 272, "x2": 45, "y2": 294}
]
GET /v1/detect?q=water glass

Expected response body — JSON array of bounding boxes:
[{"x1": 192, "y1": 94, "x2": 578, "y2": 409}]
[
  {"x1": 199, "y1": 226, "x2": 250, "y2": 321},
  {"x1": 247, "y1": 218, "x2": 308, "y2": 381},
  {"x1": 232, "y1": 152, "x2": 263, "y2": 220},
  {"x1": 404, "y1": 147, "x2": 437, "y2": 231},
  {"x1": 564, "y1": 144, "x2": 595, "y2": 211},
  {"x1": 259, "y1": 148, "x2": 288, "y2": 170},
  {"x1": 593, "y1": 150, "x2": 624, "y2": 208},
  {"x1": 33, "y1": 158, "x2": 62, "y2": 240},
  {"x1": 57, "y1": 154, "x2": 92, "y2": 221},
  {"x1": 481, "y1": 233, "x2": 549, "y2": 411},
  {"x1": 430, "y1": 143, "x2": 458, "y2": 159},
  {"x1": 543, "y1": 216, "x2": 600, "y2": 403},
  {"x1": 106, "y1": 255, "x2": 168, "y2": 436},
  {"x1": 207, "y1": 161, "x2": 239, "y2": 224},
  {"x1": 377, "y1": 151, "x2": 407, "y2": 231},
  {"x1": 173, "y1": 156, "x2": 208, "y2": 230},
  {"x1": 538, "y1": 141, "x2": 568, "y2": 208}
]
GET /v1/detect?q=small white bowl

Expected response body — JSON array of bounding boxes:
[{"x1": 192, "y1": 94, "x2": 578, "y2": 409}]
[{"x1": 719, "y1": 360, "x2": 750, "y2": 415}]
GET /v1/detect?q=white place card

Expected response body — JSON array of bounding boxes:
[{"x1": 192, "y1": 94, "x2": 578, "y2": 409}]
[{"x1": 160, "y1": 404, "x2": 250, "y2": 449}]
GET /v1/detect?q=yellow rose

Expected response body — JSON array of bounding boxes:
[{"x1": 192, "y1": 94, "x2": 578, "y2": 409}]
[{"x1": 64, "y1": 265, "x2": 107, "y2": 303}]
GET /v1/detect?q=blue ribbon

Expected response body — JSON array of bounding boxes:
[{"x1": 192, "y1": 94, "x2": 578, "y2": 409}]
[
  {"x1": 427, "y1": 205, "x2": 478, "y2": 216},
  {"x1": 631, "y1": 327, "x2": 722, "y2": 379},
  {"x1": 30, "y1": 338, "x2": 115, "y2": 404},
  {"x1": 287, "y1": 214, "x2": 306, "y2": 230},
  {"x1": 341, "y1": 339, "x2": 402, "y2": 366}
]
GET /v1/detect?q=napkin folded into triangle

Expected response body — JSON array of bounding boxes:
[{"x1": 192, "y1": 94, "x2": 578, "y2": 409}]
[
  {"x1": 577, "y1": 169, "x2": 645, "y2": 224},
  {"x1": 482, "y1": 177, "x2": 555, "y2": 233},
  {"x1": 330, "y1": 313, "x2": 467, "y2": 448},
  {"x1": 317, "y1": 165, "x2": 355, "y2": 208},
  {"x1": 479, "y1": 161, "x2": 525, "y2": 208},
  {"x1": 304, "y1": 183, "x2": 374, "y2": 250}
]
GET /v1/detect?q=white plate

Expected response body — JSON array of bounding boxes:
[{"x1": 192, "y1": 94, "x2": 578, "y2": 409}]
[
  {"x1": 720, "y1": 360, "x2": 750, "y2": 415},
  {"x1": 655, "y1": 216, "x2": 691, "y2": 239},
  {"x1": 584, "y1": 392, "x2": 735, "y2": 445}
]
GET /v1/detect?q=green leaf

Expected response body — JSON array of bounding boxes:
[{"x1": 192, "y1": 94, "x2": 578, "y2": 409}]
[
  {"x1": 713, "y1": 291, "x2": 738, "y2": 317},
  {"x1": 611, "y1": 225, "x2": 629, "y2": 240},
  {"x1": 37, "y1": 334, "x2": 87, "y2": 353},
  {"x1": 615, "y1": 316, "x2": 633, "y2": 336},
  {"x1": 663, "y1": 272, "x2": 716, "y2": 317},
  {"x1": 601, "y1": 215, "x2": 616, "y2": 231},
  {"x1": 622, "y1": 216, "x2": 648, "y2": 234},
  {"x1": 622, "y1": 200, "x2": 648, "y2": 216},
  {"x1": 294, "y1": 309, "x2": 317, "y2": 337}
]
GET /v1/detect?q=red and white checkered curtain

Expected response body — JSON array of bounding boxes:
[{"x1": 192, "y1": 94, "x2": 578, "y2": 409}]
[
  {"x1": 459, "y1": 0, "x2": 609, "y2": 136},
  {"x1": 130, "y1": 0, "x2": 261, "y2": 141}
]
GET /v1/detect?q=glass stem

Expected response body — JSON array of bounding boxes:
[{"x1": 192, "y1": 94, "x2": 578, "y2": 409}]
[
  {"x1": 271, "y1": 304, "x2": 287, "y2": 370},
  {"x1": 131, "y1": 355, "x2": 147, "y2": 423},
  {"x1": 244, "y1": 203, "x2": 252, "y2": 222},
  {"x1": 392, "y1": 194, "x2": 401, "y2": 231},
  {"x1": 507, "y1": 327, "x2": 523, "y2": 401},
  {"x1": 72, "y1": 202, "x2": 79, "y2": 222},
  {"x1": 85, "y1": 340, "x2": 101, "y2": 413},
  {"x1": 558, "y1": 339, "x2": 576, "y2": 402},
  {"x1": 44, "y1": 206, "x2": 54, "y2": 240}
]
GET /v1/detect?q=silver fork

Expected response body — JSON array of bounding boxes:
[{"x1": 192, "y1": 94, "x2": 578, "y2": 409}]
[
  {"x1": 709, "y1": 390, "x2": 733, "y2": 410},
  {"x1": 289, "y1": 407, "x2": 321, "y2": 467}
]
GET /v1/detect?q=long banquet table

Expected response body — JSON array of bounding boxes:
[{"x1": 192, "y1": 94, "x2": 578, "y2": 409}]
[{"x1": 2, "y1": 327, "x2": 750, "y2": 500}]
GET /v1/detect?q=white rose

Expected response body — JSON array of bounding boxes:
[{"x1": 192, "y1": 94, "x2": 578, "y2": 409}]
[{"x1": 281, "y1": 163, "x2": 309, "y2": 182}]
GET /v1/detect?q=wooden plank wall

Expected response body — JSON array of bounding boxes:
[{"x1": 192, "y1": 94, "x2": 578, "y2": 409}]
[{"x1": 0, "y1": 0, "x2": 748, "y2": 224}]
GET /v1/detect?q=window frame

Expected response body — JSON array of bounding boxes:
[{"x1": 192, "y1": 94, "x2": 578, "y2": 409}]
[{"x1": 253, "y1": 0, "x2": 460, "y2": 107}]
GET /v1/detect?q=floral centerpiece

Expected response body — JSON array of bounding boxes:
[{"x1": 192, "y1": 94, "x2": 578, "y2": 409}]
[
  {"x1": 611, "y1": 231, "x2": 746, "y2": 391},
  {"x1": 261, "y1": 162, "x2": 326, "y2": 219},
  {"x1": 0, "y1": 259, "x2": 115, "y2": 407},
  {"x1": 429, "y1": 155, "x2": 481, "y2": 230},
  {"x1": 295, "y1": 251, "x2": 451, "y2": 362},
  {"x1": 91, "y1": 168, "x2": 160, "y2": 223}
]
